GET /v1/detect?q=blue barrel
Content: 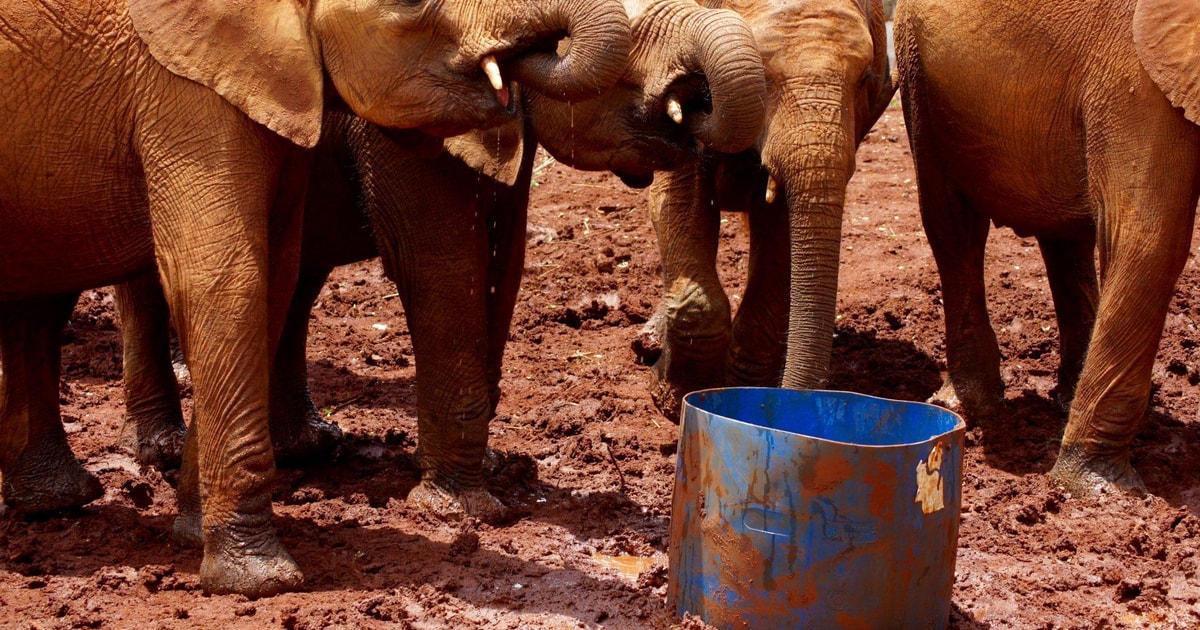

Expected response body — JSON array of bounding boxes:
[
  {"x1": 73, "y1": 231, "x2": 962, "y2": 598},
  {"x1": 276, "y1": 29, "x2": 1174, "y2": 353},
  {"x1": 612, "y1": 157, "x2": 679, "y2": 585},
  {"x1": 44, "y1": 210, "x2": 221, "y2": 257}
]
[{"x1": 668, "y1": 388, "x2": 966, "y2": 629}]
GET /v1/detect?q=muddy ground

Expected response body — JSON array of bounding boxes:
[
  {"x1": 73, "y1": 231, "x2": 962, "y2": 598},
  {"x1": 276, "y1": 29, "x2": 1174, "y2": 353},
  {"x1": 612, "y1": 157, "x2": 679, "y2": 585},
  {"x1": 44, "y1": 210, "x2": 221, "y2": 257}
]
[{"x1": 2, "y1": 105, "x2": 1199, "y2": 629}]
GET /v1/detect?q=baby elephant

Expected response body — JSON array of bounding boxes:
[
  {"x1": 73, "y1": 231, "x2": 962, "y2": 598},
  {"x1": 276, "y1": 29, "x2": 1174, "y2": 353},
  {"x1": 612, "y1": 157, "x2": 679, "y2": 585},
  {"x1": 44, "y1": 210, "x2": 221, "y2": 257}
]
[
  {"x1": 897, "y1": 0, "x2": 1199, "y2": 495},
  {"x1": 117, "y1": 0, "x2": 766, "y2": 525}
]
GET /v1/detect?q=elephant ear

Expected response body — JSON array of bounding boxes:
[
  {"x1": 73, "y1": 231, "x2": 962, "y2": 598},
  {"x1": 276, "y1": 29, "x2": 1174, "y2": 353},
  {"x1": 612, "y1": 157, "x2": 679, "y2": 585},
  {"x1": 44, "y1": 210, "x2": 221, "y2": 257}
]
[
  {"x1": 443, "y1": 103, "x2": 526, "y2": 187},
  {"x1": 862, "y1": 0, "x2": 896, "y2": 131},
  {"x1": 127, "y1": 0, "x2": 324, "y2": 147},
  {"x1": 1133, "y1": 0, "x2": 1200, "y2": 124}
]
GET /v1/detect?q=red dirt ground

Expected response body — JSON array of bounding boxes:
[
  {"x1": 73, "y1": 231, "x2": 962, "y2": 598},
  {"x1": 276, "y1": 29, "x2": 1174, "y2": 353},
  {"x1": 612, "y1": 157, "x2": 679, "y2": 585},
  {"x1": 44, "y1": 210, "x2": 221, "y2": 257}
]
[{"x1": 3, "y1": 104, "x2": 1199, "y2": 629}]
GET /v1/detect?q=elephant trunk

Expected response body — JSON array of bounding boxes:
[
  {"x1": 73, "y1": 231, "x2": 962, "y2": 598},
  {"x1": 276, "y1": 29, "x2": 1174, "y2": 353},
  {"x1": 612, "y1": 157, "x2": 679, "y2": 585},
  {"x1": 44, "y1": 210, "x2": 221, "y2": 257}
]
[
  {"x1": 765, "y1": 86, "x2": 857, "y2": 389},
  {"x1": 682, "y1": 9, "x2": 766, "y2": 154},
  {"x1": 508, "y1": 0, "x2": 633, "y2": 101}
]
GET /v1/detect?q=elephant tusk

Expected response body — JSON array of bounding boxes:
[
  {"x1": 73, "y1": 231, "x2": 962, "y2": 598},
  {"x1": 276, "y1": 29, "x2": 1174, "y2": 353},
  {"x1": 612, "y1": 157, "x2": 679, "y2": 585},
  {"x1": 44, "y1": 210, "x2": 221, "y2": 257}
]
[
  {"x1": 765, "y1": 174, "x2": 778, "y2": 204},
  {"x1": 666, "y1": 97, "x2": 684, "y2": 124},
  {"x1": 482, "y1": 55, "x2": 505, "y2": 92}
]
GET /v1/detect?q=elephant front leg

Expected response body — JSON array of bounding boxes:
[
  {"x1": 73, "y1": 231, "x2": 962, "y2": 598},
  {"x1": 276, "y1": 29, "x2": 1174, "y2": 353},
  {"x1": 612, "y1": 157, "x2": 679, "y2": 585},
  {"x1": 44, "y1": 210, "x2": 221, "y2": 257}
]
[
  {"x1": 269, "y1": 268, "x2": 343, "y2": 466},
  {"x1": 727, "y1": 173, "x2": 790, "y2": 388},
  {"x1": 483, "y1": 183, "x2": 531, "y2": 415},
  {"x1": 114, "y1": 272, "x2": 188, "y2": 470},
  {"x1": 0, "y1": 295, "x2": 104, "y2": 513},
  {"x1": 918, "y1": 182, "x2": 1004, "y2": 421},
  {"x1": 144, "y1": 134, "x2": 303, "y2": 598},
  {"x1": 381, "y1": 221, "x2": 506, "y2": 523},
  {"x1": 639, "y1": 162, "x2": 731, "y2": 421},
  {"x1": 403, "y1": 301, "x2": 506, "y2": 523},
  {"x1": 1037, "y1": 235, "x2": 1098, "y2": 410}
]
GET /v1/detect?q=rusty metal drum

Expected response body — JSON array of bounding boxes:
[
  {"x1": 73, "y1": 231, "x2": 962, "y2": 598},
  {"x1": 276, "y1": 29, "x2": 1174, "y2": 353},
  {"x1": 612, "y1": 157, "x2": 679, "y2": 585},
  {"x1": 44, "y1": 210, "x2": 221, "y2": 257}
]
[{"x1": 668, "y1": 388, "x2": 966, "y2": 629}]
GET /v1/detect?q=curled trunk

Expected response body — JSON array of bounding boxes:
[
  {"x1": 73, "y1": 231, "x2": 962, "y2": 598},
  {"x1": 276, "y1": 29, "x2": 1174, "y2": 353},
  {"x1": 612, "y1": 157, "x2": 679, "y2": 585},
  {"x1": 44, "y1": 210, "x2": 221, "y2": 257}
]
[
  {"x1": 508, "y1": 0, "x2": 633, "y2": 101},
  {"x1": 682, "y1": 9, "x2": 767, "y2": 153}
]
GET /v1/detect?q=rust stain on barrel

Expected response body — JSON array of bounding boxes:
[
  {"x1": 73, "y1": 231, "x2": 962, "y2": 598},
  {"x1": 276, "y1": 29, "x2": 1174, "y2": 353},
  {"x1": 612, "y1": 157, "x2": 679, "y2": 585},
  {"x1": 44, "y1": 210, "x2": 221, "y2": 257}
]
[
  {"x1": 864, "y1": 460, "x2": 899, "y2": 520},
  {"x1": 802, "y1": 453, "x2": 854, "y2": 494}
]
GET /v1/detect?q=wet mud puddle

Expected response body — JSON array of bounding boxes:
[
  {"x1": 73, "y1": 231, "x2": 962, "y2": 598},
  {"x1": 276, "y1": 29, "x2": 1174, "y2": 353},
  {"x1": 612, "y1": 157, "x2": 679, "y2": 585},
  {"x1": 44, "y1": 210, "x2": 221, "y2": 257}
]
[{"x1": 590, "y1": 553, "x2": 657, "y2": 582}]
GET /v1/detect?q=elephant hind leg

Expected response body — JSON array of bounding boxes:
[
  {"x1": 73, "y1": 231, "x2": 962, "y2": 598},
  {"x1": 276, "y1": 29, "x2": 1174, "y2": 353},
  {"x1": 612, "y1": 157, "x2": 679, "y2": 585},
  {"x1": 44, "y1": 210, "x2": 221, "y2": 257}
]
[
  {"x1": 1036, "y1": 235, "x2": 1098, "y2": 410},
  {"x1": 115, "y1": 272, "x2": 188, "y2": 471},
  {"x1": 1050, "y1": 122, "x2": 1200, "y2": 497},
  {"x1": 0, "y1": 294, "x2": 103, "y2": 513},
  {"x1": 270, "y1": 267, "x2": 343, "y2": 467}
]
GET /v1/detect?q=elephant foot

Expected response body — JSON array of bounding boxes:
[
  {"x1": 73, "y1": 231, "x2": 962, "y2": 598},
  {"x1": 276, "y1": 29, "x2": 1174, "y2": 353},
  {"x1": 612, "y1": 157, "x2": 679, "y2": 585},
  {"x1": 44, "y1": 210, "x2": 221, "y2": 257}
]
[
  {"x1": 928, "y1": 377, "x2": 1003, "y2": 423},
  {"x1": 118, "y1": 415, "x2": 187, "y2": 471},
  {"x1": 173, "y1": 509, "x2": 204, "y2": 548},
  {"x1": 408, "y1": 478, "x2": 510, "y2": 525},
  {"x1": 633, "y1": 312, "x2": 686, "y2": 420},
  {"x1": 1049, "y1": 445, "x2": 1147, "y2": 497},
  {"x1": 648, "y1": 345, "x2": 728, "y2": 423},
  {"x1": 1049, "y1": 384, "x2": 1075, "y2": 414},
  {"x1": 1, "y1": 442, "x2": 103, "y2": 513},
  {"x1": 200, "y1": 526, "x2": 303, "y2": 597},
  {"x1": 631, "y1": 311, "x2": 665, "y2": 366},
  {"x1": 273, "y1": 409, "x2": 343, "y2": 467},
  {"x1": 648, "y1": 367, "x2": 686, "y2": 424},
  {"x1": 634, "y1": 296, "x2": 730, "y2": 422}
]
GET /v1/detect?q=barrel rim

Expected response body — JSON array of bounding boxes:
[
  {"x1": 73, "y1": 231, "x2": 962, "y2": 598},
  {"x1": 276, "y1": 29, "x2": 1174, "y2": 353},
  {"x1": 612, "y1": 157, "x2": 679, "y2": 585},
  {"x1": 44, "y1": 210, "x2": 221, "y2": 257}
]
[{"x1": 681, "y1": 386, "x2": 967, "y2": 449}]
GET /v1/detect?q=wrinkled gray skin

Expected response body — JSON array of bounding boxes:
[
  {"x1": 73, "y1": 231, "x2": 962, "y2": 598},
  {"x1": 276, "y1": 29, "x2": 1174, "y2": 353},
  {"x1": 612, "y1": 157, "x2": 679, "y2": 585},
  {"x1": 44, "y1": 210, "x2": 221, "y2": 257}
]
[
  {"x1": 0, "y1": 0, "x2": 633, "y2": 598},
  {"x1": 897, "y1": 0, "x2": 1200, "y2": 496},
  {"x1": 632, "y1": 0, "x2": 895, "y2": 420},
  {"x1": 115, "y1": 0, "x2": 765, "y2": 526}
]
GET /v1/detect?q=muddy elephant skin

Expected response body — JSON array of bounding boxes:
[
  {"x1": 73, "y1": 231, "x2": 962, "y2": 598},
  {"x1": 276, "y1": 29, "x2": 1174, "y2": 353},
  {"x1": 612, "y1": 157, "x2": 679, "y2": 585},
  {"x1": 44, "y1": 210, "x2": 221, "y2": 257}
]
[
  {"x1": 111, "y1": 0, "x2": 765, "y2": 526},
  {"x1": 896, "y1": 0, "x2": 1200, "y2": 495},
  {"x1": 0, "y1": 0, "x2": 634, "y2": 597},
  {"x1": 634, "y1": 0, "x2": 895, "y2": 419}
]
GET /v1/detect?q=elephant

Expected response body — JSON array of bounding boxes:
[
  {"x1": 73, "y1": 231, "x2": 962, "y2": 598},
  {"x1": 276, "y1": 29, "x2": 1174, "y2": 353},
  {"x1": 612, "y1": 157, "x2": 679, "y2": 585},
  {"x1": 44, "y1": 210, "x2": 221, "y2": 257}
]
[
  {"x1": 113, "y1": 0, "x2": 765, "y2": 524},
  {"x1": 0, "y1": 0, "x2": 633, "y2": 596},
  {"x1": 630, "y1": 0, "x2": 896, "y2": 418},
  {"x1": 895, "y1": 0, "x2": 1199, "y2": 495}
]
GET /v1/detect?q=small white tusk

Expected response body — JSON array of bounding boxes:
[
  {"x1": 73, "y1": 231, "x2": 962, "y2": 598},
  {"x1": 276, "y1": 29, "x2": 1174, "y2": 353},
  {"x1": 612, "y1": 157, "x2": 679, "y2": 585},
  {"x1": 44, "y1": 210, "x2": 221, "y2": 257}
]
[
  {"x1": 765, "y1": 175, "x2": 778, "y2": 204},
  {"x1": 666, "y1": 97, "x2": 684, "y2": 124},
  {"x1": 482, "y1": 55, "x2": 504, "y2": 91}
]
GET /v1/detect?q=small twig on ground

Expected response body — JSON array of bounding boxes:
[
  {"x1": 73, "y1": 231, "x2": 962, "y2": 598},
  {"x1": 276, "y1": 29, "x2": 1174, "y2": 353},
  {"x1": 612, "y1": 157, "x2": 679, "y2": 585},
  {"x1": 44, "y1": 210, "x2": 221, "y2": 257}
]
[
  {"x1": 323, "y1": 390, "x2": 367, "y2": 417},
  {"x1": 602, "y1": 440, "x2": 627, "y2": 492},
  {"x1": 533, "y1": 155, "x2": 557, "y2": 175}
]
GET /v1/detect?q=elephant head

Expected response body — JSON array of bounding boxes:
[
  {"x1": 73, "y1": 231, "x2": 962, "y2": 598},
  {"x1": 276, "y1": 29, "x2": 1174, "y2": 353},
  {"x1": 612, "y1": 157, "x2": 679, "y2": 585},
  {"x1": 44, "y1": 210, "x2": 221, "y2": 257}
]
[
  {"x1": 734, "y1": 0, "x2": 895, "y2": 388},
  {"x1": 523, "y1": 0, "x2": 767, "y2": 187},
  {"x1": 126, "y1": 0, "x2": 634, "y2": 147}
]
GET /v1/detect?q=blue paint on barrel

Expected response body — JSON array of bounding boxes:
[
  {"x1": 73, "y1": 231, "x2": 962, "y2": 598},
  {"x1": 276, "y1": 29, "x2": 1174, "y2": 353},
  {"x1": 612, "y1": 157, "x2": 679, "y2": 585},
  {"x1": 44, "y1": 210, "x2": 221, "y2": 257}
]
[{"x1": 668, "y1": 388, "x2": 966, "y2": 629}]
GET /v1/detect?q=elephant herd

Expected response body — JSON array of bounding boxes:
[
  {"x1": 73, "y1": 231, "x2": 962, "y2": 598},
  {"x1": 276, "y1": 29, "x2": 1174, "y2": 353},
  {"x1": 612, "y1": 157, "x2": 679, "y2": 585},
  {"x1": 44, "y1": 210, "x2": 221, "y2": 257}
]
[{"x1": 0, "y1": 0, "x2": 1196, "y2": 601}]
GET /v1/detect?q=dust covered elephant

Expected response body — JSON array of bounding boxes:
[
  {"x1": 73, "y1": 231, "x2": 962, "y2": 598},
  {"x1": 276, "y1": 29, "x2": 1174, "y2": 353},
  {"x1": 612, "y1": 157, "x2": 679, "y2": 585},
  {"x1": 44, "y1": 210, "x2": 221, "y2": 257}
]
[
  {"x1": 0, "y1": 0, "x2": 631, "y2": 596},
  {"x1": 633, "y1": 0, "x2": 895, "y2": 417},
  {"x1": 114, "y1": 0, "x2": 765, "y2": 523},
  {"x1": 896, "y1": 0, "x2": 1199, "y2": 495}
]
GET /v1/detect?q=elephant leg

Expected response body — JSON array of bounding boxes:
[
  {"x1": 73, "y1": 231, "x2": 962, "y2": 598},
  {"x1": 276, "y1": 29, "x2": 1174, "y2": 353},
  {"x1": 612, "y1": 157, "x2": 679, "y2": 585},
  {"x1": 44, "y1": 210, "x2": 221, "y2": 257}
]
[
  {"x1": 921, "y1": 186, "x2": 1004, "y2": 421},
  {"x1": 361, "y1": 148, "x2": 504, "y2": 523},
  {"x1": 639, "y1": 160, "x2": 730, "y2": 421},
  {"x1": 115, "y1": 272, "x2": 188, "y2": 470},
  {"x1": 727, "y1": 173, "x2": 789, "y2": 387},
  {"x1": 1036, "y1": 235, "x2": 1098, "y2": 410},
  {"x1": 1049, "y1": 131, "x2": 1200, "y2": 496},
  {"x1": 270, "y1": 267, "x2": 343, "y2": 466},
  {"x1": 143, "y1": 132, "x2": 304, "y2": 597},
  {"x1": 395, "y1": 248, "x2": 503, "y2": 523},
  {"x1": 483, "y1": 185, "x2": 530, "y2": 415},
  {"x1": 172, "y1": 417, "x2": 203, "y2": 548},
  {"x1": 0, "y1": 294, "x2": 104, "y2": 513}
]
